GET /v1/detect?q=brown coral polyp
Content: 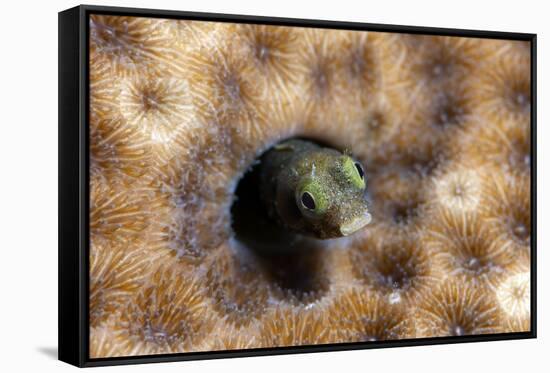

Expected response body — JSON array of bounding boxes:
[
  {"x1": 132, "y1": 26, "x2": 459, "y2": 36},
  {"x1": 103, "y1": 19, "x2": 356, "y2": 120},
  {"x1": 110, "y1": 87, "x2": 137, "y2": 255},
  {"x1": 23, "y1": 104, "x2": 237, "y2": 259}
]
[
  {"x1": 459, "y1": 122, "x2": 530, "y2": 181},
  {"x1": 89, "y1": 176, "x2": 148, "y2": 243},
  {"x1": 473, "y1": 56, "x2": 531, "y2": 123},
  {"x1": 340, "y1": 32, "x2": 380, "y2": 99},
  {"x1": 239, "y1": 25, "x2": 300, "y2": 83},
  {"x1": 350, "y1": 234, "x2": 436, "y2": 306},
  {"x1": 114, "y1": 266, "x2": 213, "y2": 355},
  {"x1": 496, "y1": 267, "x2": 530, "y2": 332},
  {"x1": 366, "y1": 167, "x2": 428, "y2": 232},
  {"x1": 204, "y1": 246, "x2": 270, "y2": 328},
  {"x1": 90, "y1": 15, "x2": 174, "y2": 76},
  {"x1": 143, "y1": 134, "x2": 238, "y2": 265},
  {"x1": 205, "y1": 322, "x2": 262, "y2": 351},
  {"x1": 482, "y1": 172, "x2": 531, "y2": 263},
  {"x1": 410, "y1": 36, "x2": 482, "y2": 86},
  {"x1": 146, "y1": 186, "x2": 228, "y2": 265},
  {"x1": 89, "y1": 239, "x2": 149, "y2": 327},
  {"x1": 425, "y1": 209, "x2": 514, "y2": 288},
  {"x1": 431, "y1": 165, "x2": 482, "y2": 213},
  {"x1": 258, "y1": 305, "x2": 331, "y2": 348},
  {"x1": 361, "y1": 107, "x2": 394, "y2": 145},
  {"x1": 119, "y1": 76, "x2": 192, "y2": 145},
  {"x1": 416, "y1": 279, "x2": 501, "y2": 337},
  {"x1": 328, "y1": 288, "x2": 413, "y2": 342},
  {"x1": 413, "y1": 82, "x2": 476, "y2": 146},
  {"x1": 185, "y1": 41, "x2": 268, "y2": 143},
  {"x1": 89, "y1": 116, "x2": 150, "y2": 180}
]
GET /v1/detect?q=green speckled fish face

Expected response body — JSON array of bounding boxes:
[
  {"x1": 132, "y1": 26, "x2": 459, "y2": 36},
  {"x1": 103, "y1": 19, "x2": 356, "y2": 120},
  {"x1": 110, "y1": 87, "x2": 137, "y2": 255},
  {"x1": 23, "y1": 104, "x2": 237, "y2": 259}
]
[
  {"x1": 284, "y1": 148, "x2": 371, "y2": 238},
  {"x1": 259, "y1": 139, "x2": 372, "y2": 239}
]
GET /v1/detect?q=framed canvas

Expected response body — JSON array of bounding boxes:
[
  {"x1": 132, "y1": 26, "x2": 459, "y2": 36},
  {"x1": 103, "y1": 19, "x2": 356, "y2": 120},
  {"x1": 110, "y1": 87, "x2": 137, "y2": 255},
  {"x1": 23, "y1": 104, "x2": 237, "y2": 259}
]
[{"x1": 58, "y1": 4, "x2": 537, "y2": 367}]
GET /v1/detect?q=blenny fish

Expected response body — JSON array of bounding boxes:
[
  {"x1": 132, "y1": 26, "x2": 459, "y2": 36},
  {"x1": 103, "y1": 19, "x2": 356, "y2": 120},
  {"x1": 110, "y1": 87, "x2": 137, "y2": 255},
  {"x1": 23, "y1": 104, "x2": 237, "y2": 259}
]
[{"x1": 259, "y1": 139, "x2": 371, "y2": 239}]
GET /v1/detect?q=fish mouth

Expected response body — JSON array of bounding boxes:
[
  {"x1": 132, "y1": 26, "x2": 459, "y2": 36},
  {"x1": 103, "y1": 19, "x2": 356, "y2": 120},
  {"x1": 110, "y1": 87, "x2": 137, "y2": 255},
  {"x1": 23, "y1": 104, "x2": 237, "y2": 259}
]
[{"x1": 339, "y1": 211, "x2": 372, "y2": 236}]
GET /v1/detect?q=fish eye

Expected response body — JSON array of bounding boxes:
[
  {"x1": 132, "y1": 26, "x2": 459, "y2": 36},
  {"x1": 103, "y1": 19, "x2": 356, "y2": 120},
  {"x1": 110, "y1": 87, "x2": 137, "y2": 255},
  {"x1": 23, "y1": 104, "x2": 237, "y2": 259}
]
[
  {"x1": 301, "y1": 191, "x2": 316, "y2": 210},
  {"x1": 354, "y1": 162, "x2": 364, "y2": 180},
  {"x1": 297, "y1": 181, "x2": 328, "y2": 215},
  {"x1": 342, "y1": 157, "x2": 366, "y2": 189}
]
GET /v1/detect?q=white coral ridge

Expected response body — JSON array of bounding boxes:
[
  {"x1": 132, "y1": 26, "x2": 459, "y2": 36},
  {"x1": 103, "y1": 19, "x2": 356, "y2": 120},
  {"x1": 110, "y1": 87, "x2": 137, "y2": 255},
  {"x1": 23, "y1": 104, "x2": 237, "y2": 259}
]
[{"x1": 497, "y1": 271, "x2": 530, "y2": 319}]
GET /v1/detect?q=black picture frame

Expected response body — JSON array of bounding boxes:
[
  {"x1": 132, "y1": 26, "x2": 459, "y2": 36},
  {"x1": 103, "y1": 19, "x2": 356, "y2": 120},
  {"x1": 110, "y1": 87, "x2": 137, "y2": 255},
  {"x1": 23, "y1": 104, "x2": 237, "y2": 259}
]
[{"x1": 58, "y1": 4, "x2": 537, "y2": 368}]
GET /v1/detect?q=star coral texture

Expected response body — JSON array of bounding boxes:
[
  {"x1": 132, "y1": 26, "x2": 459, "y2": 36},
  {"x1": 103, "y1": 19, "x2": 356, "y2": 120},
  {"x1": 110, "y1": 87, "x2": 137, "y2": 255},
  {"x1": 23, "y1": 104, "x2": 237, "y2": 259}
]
[{"x1": 88, "y1": 15, "x2": 532, "y2": 358}]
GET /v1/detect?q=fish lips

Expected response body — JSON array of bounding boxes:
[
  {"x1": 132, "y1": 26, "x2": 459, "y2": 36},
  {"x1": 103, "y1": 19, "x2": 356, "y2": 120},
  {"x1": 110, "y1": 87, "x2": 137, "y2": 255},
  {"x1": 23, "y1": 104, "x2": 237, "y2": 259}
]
[{"x1": 339, "y1": 211, "x2": 372, "y2": 236}]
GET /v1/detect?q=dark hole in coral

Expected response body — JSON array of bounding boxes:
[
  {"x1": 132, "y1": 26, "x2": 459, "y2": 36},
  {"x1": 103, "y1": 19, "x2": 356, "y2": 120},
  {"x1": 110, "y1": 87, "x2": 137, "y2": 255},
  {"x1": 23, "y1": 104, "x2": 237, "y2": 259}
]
[
  {"x1": 222, "y1": 73, "x2": 242, "y2": 103},
  {"x1": 426, "y1": 59, "x2": 454, "y2": 81},
  {"x1": 378, "y1": 262, "x2": 414, "y2": 290},
  {"x1": 433, "y1": 93, "x2": 466, "y2": 128},
  {"x1": 91, "y1": 18, "x2": 136, "y2": 54},
  {"x1": 508, "y1": 140, "x2": 531, "y2": 173},
  {"x1": 507, "y1": 82, "x2": 531, "y2": 113},
  {"x1": 97, "y1": 26, "x2": 117, "y2": 44},
  {"x1": 255, "y1": 43, "x2": 270, "y2": 63},
  {"x1": 513, "y1": 223, "x2": 530, "y2": 243},
  {"x1": 231, "y1": 153, "x2": 299, "y2": 255},
  {"x1": 450, "y1": 324, "x2": 466, "y2": 336},
  {"x1": 349, "y1": 48, "x2": 369, "y2": 78},
  {"x1": 508, "y1": 213, "x2": 531, "y2": 245},
  {"x1": 92, "y1": 20, "x2": 118, "y2": 44},
  {"x1": 141, "y1": 91, "x2": 159, "y2": 112},
  {"x1": 366, "y1": 111, "x2": 385, "y2": 132},
  {"x1": 452, "y1": 184, "x2": 465, "y2": 197},
  {"x1": 311, "y1": 63, "x2": 330, "y2": 95},
  {"x1": 515, "y1": 92, "x2": 528, "y2": 107},
  {"x1": 390, "y1": 200, "x2": 421, "y2": 224},
  {"x1": 423, "y1": 47, "x2": 458, "y2": 82},
  {"x1": 462, "y1": 256, "x2": 486, "y2": 274},
  {"x1": 261, "y1": 247, "x2": 329, "y2": 303},
  {"x1": 231, "y1": 137, "x2": 333, "y2": 303},
  {"x1": 352, "y1": 242, "x2": 422, "y2": 295},
  {"x1": 398, "y1": 148, "x2": 443, "y2": 177}
]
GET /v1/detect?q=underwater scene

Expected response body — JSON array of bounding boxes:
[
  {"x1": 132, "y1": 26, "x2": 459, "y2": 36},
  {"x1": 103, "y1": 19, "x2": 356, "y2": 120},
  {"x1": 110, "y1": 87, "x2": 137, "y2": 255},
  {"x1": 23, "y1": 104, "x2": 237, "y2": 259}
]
[{"x1": 88, "y1": 14, "x2": 532, "y2": 357}]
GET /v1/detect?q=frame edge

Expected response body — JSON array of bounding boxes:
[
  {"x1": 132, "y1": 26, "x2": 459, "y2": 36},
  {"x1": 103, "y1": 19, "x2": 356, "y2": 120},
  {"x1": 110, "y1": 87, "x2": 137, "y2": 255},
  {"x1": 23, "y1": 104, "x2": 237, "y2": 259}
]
[
  {"x1": 59, "y1": 4, "x2": 537, "y2": 367},
  {"x1": 78, "y1": 3, "x2": 536, "y2": 39},
  {"x1": 58, "y1": 5, "x2": 86, "y2": 368}
]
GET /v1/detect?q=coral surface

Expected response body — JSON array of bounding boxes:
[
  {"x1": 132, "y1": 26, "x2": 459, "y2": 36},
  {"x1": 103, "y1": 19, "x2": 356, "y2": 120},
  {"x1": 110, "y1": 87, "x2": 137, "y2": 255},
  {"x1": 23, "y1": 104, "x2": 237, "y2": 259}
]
[{"x1": 88, "y1": 15, "x2": 532, "y2": 358}]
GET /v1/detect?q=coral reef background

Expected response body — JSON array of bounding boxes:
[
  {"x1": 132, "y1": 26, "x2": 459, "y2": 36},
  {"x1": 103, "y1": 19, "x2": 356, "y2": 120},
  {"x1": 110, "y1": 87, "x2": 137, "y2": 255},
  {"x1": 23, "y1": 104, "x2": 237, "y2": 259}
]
[{"x1": 88, "y1": 14, "x2": 532, "y2": 358}]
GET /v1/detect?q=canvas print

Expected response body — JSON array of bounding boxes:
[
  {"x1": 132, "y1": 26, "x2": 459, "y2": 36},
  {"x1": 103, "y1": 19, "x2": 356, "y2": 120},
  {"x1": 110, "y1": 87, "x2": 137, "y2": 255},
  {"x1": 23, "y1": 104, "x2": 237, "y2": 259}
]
[{"x1": 88, "y1": 14, "x2": 532, "y2": 358}]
